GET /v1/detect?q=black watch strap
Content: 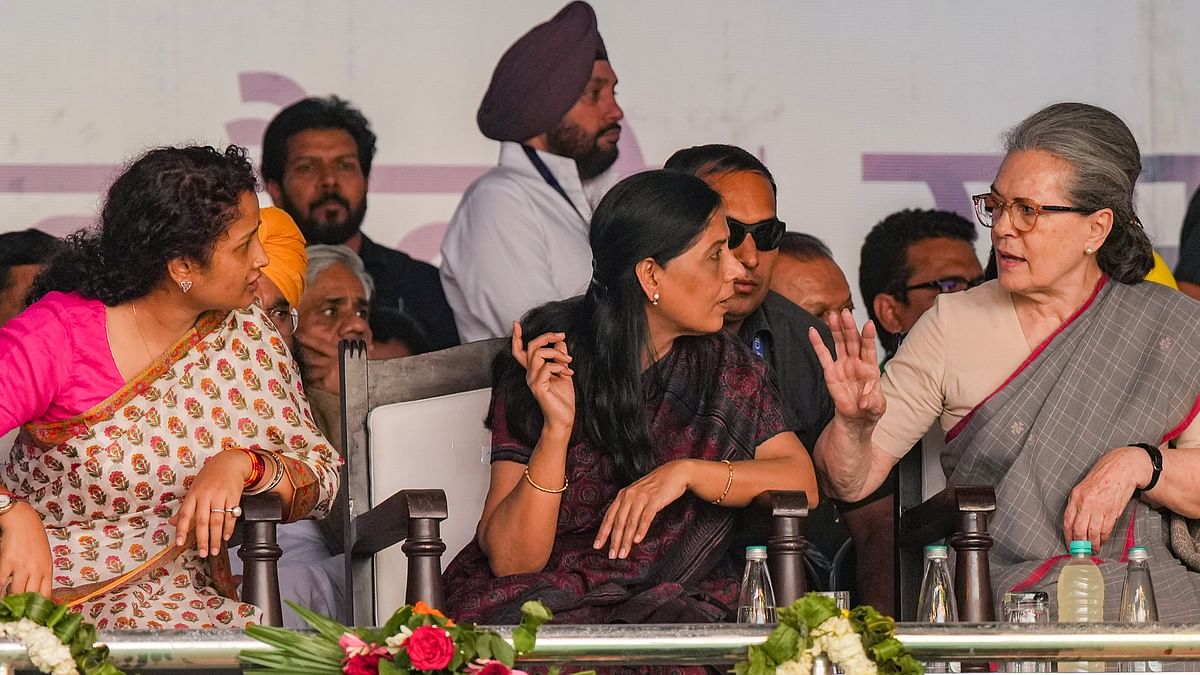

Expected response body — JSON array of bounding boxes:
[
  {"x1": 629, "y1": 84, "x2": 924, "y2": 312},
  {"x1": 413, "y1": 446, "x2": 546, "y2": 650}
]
[{"x1": 1132, "y1": 443, "x2": 1163, "y2": 495}]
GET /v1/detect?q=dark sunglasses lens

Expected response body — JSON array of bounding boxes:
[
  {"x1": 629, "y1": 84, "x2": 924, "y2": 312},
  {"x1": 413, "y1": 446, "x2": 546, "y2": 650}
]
[
  {"x1": 753, "y1": 220, "x2": 785, "y2": 250},
  {"x1": 727, "y1": 221, "x2": 748, "y2": 249}
]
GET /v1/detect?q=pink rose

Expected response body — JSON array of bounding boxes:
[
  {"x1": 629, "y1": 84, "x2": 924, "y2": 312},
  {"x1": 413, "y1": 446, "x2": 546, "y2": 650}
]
[{"x1": 406, "y1": 625, "x2": 455, "y2": 671}]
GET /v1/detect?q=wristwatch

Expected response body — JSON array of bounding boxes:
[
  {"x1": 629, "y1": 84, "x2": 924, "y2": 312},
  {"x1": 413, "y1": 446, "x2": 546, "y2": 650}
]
[{"x1": 0, "y1": 494, "x2": 16, "y2": 517}]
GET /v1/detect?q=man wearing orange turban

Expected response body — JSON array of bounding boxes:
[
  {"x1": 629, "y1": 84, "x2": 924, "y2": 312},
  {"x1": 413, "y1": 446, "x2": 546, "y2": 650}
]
[{"x1": 255, "y1": 206, "x2": 308, "y2": 351}]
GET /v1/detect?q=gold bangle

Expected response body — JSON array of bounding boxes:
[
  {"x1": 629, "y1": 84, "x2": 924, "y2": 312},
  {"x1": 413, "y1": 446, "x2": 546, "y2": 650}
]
[
  {"x1": 712, "y1": 459, "x2": 733, "y2": 505},
  {"x1": 245, "y1": 451, "x2": 286, "y2": 496},
  {"x1": 523, "y1": 465, "x2": 568, "y2": 494}
]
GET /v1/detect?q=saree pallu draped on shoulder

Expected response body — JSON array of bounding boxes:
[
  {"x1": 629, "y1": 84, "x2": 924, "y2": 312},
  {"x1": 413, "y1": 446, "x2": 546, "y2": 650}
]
[
  {"x1": 944, "y1": 278, "x2": 1200, "y2": 621},
  {"x1": 3, "y1": 305, "x2": 340, "y2": 629}
]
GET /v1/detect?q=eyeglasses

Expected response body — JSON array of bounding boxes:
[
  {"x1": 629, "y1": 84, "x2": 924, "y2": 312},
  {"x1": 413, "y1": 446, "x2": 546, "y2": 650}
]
[
  {"x1": 266, "y1": 307, "x2": 300, "y2": 336},
  {"x1": 972, "y1": 193, "x2": 1095, "y2": 232},
  {"x1": 727, "y1": 217, "x2": 786, "y2": 251},
  {"x1": 902, "y1": 275, "x2": 986, "y2": 294}
]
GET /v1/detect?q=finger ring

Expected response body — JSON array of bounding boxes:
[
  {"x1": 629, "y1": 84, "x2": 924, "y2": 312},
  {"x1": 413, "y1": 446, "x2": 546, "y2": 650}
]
[{"x1": 209, "y1": 506, "x2": 243, "y2": 517}]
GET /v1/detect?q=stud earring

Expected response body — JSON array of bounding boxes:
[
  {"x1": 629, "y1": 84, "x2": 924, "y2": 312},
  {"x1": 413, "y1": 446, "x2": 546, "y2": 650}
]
[
  {"x1": 651, "y1": 292, "x2": 660, "y2": 306},
  {"x1": 179, "y1": 280, "x2": 193, "y2": 293},
  {"x1": 1085, "y1": 247, "x2": 1094, "y2": 255}
]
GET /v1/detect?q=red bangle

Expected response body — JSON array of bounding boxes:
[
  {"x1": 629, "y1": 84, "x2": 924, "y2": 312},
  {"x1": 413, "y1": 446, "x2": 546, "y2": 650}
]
[{"x1": 235, "y1": 447, "x2": 266, "y2": 489}]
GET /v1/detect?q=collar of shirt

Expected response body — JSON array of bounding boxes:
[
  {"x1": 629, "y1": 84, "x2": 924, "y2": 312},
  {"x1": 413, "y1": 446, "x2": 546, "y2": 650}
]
[{"x1": 499, "y1": 141, "x2": 610, "y2": 216}]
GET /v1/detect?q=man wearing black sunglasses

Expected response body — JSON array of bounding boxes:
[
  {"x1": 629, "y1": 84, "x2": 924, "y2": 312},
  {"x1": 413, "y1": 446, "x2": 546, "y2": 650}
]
[{"x1": 664, "y1": 144, "x2": 897, "y2": 606}]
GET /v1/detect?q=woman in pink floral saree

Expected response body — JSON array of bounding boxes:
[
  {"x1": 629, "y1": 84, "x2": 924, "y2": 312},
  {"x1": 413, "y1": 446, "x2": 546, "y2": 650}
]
[{"x1": 0, "y1": 145, "x2": 340, "y2": 629}]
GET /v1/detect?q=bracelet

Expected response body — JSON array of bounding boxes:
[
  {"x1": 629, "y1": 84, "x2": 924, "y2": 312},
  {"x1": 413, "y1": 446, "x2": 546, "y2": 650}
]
[
  {"x1": 244, "y1": 451, "x2": 286, "y2": 496},
  {"x1": 234, "y1": 447, "x2": 266, "y2": 489},
  {"x1": 1132, "y1": 443, "x2": 1163, "y2": 495},
  {"x1": 712, "y1": 459, "x2": 733, "y2": 505},
  {"x1": 523, "y1": 465, "x2": 568, "y2": 494}
]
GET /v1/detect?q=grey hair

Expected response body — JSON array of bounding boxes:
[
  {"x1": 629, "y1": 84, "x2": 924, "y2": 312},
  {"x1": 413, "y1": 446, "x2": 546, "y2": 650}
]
[
  {"x1": 305, "y1": 244, "x2": 375, "y2": 300},
  {"x1": 1003, "y1": 102, "x2": 1152, "y2": 284}
]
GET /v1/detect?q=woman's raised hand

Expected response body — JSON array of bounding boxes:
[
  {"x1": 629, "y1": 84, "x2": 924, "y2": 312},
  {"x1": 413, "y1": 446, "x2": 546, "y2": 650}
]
[
  {"x1": 512, "y1": 321, "x2": 575, "y2": 432},
  {"x1": 808, "y1": 309, "x2": 886, "y2": 431},
  {"x1": 0, "y1": 503, "x2": 52, "y2": 598}
]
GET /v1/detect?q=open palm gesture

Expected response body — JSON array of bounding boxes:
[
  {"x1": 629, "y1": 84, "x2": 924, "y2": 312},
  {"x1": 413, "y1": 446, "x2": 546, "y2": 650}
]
[
  {"x1": 808, "y1": 309, "x2": 886, "y2": 431},
  {"x1": 512, "y1": 321, "x2": 576, "y2": 431}
]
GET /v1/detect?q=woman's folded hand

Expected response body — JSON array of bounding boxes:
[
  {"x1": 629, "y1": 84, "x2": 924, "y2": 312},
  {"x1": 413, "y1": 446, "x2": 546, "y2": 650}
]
[
  {"x1": 0, "y1": 502, "x2": 52, "y2": 598},
  {"x1": 593, "y1": 459, "x2": 692, "y2": 560},
  {"x1": 170, "y1": 448, "x2": 253, "y2": 558}
]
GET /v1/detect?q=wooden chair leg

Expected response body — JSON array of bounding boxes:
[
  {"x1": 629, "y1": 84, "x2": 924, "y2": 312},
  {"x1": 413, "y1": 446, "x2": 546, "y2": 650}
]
[
  {"x1": 238, "y1": 493, "x2": 284, "y2": 626},
  {"x1": 952, "y1": 504, "x2": 995, "y2": 673},
  {"x1": 767, "y1": 491, "x2": 810, "y2": 607}
]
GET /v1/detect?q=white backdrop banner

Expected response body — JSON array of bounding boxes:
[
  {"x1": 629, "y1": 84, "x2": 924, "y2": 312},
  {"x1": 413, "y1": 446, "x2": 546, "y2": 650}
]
[{"x1": 3, "y1": 1, "x2": 1199, "y2": 308}]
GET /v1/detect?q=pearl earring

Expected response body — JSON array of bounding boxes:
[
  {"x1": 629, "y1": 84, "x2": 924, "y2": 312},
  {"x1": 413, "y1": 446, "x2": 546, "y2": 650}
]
[
  {"x1": 1085, "y1": 247, "x2": 1094, "y2": 255},
  {"x1": 651, "y1": 292, "x2": 660, "y2": 306}
]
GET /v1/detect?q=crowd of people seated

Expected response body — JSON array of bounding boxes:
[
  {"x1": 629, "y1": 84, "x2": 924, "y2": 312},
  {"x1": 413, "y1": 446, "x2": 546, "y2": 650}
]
[{"x1": 2, "y1": 0, "x2": 1200, "y2": 631}]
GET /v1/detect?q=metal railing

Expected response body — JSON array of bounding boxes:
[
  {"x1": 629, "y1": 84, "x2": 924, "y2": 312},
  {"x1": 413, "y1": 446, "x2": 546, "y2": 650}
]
[{"x1": 3, "y1": 624, "x2": 1200, "y2": 671}]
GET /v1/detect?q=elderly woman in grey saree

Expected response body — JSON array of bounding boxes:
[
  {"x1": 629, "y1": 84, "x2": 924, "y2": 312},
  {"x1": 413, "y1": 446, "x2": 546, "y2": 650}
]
[{"x1": 810, "y1": 102, "x2": 1200, "y2": 622}]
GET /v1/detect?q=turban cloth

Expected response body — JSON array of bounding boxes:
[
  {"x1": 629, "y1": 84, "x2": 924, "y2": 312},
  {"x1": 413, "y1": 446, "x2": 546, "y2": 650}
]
[
  {"x1": 258, "y1": 206, "x2": 308, "y2": 308},
  {"x1": 477, "y1": 1, "x2": 608, "y2": 142}
]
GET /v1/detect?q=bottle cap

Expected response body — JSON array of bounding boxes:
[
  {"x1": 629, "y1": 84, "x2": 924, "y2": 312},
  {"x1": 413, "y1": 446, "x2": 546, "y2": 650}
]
[
  {"x1": 924, "y1": 544, "x2": 949, "y2": 559},
  {"x1": 746, "y1": 545, "x2": 767, "y2": 560},
  {"x1": 1068, "y1": 540, "x2": 1093, "y2": 555},
  {"x1": 1127, "y1": 546, "x2": 1149, "y2": 561}
]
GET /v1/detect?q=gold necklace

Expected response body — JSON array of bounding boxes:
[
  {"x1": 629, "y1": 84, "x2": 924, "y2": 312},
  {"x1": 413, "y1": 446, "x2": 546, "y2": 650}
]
[{"x1": 130, "y1": 301, "x2": 155, "y2": 362}]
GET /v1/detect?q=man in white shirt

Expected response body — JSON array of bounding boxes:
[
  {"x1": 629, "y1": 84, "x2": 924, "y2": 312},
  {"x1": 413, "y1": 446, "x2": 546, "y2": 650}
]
[{"x1": 440, "y1": 1, "x2": 623, "y2": 341}]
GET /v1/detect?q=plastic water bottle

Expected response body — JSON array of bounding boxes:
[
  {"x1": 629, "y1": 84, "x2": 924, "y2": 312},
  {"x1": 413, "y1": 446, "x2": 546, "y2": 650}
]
[
  {"x1": 1058, "y1": 540, "x2": 1104, "y2": 673},
  {"x1": 736, "y1": 545, "x2": 776, "y2": 623},
  {"x1": 1119, "y1": 547, "x2": 1160, "y2": 672},
  {"x1": 917, "y1": 545, "x2": 958, "y2": 673}
]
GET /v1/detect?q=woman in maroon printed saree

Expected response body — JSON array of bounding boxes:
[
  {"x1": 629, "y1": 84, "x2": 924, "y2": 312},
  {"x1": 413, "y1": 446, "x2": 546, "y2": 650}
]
[
  {"x1": 812, "y1": 103, "x2": 1200, "y2": 621},
  {"x1": 443, "y1": 170, "x2": 819, "y2": 624}
]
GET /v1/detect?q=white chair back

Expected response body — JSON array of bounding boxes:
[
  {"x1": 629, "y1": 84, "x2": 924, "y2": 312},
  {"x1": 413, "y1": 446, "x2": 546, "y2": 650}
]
[{"x1": 366, "y1": 387, "x2": 492, "y2": 614}]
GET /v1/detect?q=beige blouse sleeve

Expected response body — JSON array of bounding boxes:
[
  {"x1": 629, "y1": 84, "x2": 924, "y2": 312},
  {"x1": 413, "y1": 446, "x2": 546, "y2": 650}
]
[{"x1": 874, "y1": 299, "x2": 949, "y2": 459}]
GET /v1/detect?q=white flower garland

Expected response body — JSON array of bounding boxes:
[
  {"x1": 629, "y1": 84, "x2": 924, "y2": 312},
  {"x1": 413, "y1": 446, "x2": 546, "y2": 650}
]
[
  {"x1": 0, "y1": 618, "x2": 78, "y2": 675},
  {"x1": 777, "y1": 615, "x2": 878, "y2": 675}
]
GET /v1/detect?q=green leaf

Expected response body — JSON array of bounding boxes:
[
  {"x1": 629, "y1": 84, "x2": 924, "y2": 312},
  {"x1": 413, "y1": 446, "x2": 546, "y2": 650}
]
[
  {"x1": 488, "y1": 632, "x2": 515, "y2": 665},
  {"x1": 745, "y1": 644, "x2": 775, "y2": 675},
  {"x1": 793, "y1": 593, "x2": 837, "y2": 630},
  {"x1": 284, "y1": 600, "x2": 353, "y2": 643},
  {"x1": 513, "y1": 600, "x2": 552, "y2": 653},
  {"x1": 379, "y1": 659, "x2": 402, "y2": 675},
  {"x1": 760, "y1": 623, "x2": 800, "y2": 664},
  {"x1": 381, "y1": 606, "x2": 414, "y2": 635}
]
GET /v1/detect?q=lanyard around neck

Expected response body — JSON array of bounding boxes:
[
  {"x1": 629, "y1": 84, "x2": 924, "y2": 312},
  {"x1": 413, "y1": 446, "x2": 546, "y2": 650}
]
[{"x1": 521, "y1": 145, "x2": 587, "y2": 225}]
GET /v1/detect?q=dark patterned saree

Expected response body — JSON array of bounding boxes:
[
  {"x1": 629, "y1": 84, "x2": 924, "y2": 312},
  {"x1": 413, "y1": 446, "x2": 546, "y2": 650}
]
[
  {"x1": 944, "y1": 278, "x2": 1200, "y2": 620},
  {"x1": 443, "y1": 333, "x2": 790, "y2": 624}
]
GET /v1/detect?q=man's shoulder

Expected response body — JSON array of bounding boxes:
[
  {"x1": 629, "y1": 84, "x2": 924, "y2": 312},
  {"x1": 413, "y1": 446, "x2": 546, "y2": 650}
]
[{"x1": 755, "y1": 292, "x2": 828, "y2": 338}]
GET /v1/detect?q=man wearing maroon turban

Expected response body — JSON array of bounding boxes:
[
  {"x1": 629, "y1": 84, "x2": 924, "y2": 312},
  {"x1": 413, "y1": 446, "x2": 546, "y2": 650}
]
[{"x1": 440, "y1": 1, "x2": 624, "y2": 341}]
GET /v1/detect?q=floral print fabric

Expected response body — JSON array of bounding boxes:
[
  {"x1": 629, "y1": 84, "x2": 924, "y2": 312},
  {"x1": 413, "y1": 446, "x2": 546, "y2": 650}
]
[{"x1": 3, "y1": 303, "x2": 340, "y2": 629}]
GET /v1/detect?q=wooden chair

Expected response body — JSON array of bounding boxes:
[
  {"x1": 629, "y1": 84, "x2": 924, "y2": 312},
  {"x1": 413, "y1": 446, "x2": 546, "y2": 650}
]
[
  {"x1": 333, "y1": 337, "x2": 814, "y2": 625},
  {"x1": 896, "y1": 441, "x2": 997, "y2": 671}
]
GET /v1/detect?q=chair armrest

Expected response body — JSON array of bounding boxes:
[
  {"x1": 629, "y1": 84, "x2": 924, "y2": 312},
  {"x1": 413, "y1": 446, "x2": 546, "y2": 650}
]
[
  {"x1": 238, "y1": 492, "x2": 284, "y2": 626},
  {"x1": 899, "y1": 485, "x2": 995, "y2": 545},
  {"x1": 350, "y1": 489, "x2": 448, "y2": 557},
  {"x1": 349, "y1": 489, "x2": 449, "y2": 609},
  {"x1": 767, "y1": 490, "x2": 809, "y2": 607},
  {"x1": 898, "y1": 485, "x2": 997, "y2": 637}
]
